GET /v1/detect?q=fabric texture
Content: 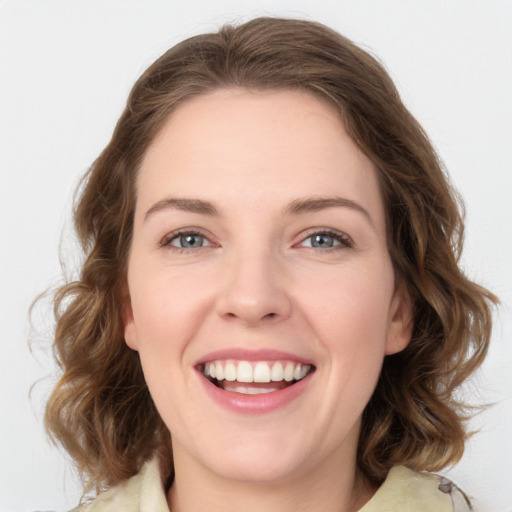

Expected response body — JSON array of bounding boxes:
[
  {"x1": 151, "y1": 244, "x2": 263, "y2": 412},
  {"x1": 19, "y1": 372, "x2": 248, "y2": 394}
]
[{"x1": 72, "y1": 459, "x2": 471, "y2": 512}]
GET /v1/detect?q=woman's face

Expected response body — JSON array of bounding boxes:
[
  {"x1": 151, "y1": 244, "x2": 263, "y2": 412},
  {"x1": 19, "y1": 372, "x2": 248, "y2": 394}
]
[{"x1": 124, "y1": 88, "x2": 411, "y2": 484}]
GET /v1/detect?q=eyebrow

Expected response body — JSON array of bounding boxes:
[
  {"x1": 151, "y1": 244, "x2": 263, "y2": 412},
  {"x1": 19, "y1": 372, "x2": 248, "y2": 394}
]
[
  {"x1": 144, "y1": 198, "x2": 220, "y2": 220},
  {"x1": 144, "y1": 195, "x2": 373, "y2": 226},
  {"x1": 284, "y1": 196, "x2": 374, "y2": 226}
]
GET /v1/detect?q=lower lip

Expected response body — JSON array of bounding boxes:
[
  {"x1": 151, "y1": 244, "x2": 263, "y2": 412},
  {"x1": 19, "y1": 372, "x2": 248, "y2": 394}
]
[{"x1": 197, "y1": 372, "x2": 313, "y2": 414}]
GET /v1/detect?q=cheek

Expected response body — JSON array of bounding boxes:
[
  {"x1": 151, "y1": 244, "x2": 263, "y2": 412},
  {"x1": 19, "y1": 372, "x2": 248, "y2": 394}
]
[
  {"x1": 128, "y1": 279, "x2": 195, "y2": 417},
  {"x1": 130, "y1": 263, "x2": 211, "y2": 337},
  {"x1": 302, "y1": 264, "x2": 393, "y2": 338},
  {"x1": 127, "y1": 264, "x2": 219, "y2": 395},
  {"x1": 295, "y1": 259, "x2": 394, "y2": 378}
]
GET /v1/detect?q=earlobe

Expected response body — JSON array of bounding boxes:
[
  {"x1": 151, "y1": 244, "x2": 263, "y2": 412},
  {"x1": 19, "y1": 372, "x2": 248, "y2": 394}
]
[
  {"x1": 123, "y1": 292, "x2": 139, "y2": 351},
  {"x1": 385, "y1": 285, "x2": 413, "y2": 355}
]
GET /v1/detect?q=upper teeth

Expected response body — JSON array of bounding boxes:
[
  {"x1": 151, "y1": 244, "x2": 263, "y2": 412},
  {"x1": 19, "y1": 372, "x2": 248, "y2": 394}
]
[{"x1": 202, "y1": 360, "x2": 311, "y2": 383}]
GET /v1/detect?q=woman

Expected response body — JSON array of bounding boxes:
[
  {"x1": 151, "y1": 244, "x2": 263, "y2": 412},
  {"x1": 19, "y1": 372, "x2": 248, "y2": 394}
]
[{"x1": 45, "y1": 17, "x2": 496, "y2": 511}]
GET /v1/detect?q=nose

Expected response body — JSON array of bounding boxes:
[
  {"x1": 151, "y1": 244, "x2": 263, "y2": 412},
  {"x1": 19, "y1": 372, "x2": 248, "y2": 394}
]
[{"x1": 216, "y1": 248, "x2": 292, "y2": 326}]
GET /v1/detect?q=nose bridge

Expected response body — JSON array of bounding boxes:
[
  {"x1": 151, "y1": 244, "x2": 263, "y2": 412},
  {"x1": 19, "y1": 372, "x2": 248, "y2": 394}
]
[{"x1": 217, "y1": 239, "x2": 291, "y2": 325}]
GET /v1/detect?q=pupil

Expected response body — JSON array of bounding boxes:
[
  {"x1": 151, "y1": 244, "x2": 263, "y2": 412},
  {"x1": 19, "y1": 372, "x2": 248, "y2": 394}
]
[
  {"x1": 312, "y1": 234, "x2": 333, "y2": 248},
  {"x1": 181, "y1": 234, "x2": 202, "y2": 248}
]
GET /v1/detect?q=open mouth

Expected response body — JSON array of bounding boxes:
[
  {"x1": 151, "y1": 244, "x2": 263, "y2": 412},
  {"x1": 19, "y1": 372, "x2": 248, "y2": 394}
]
[{"x1": 199, "y1": 360, "x2": 315, "y2": 395}]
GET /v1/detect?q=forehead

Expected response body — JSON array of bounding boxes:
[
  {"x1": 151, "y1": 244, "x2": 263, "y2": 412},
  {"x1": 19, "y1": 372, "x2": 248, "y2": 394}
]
[{"x1": 136, "y1": 88, "x2": 384, "y2": 228}]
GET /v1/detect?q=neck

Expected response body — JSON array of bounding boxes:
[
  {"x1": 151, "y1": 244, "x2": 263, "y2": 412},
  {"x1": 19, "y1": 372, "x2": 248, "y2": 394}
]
[{"x1": 167, "y1": 442, "x2": 376, "y2": 512}]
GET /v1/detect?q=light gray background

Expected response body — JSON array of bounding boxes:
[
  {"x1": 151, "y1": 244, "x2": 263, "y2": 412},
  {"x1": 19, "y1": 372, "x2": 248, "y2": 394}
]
[{"x1": 1, "y1": 1, "x2": 511, "y2": 511}]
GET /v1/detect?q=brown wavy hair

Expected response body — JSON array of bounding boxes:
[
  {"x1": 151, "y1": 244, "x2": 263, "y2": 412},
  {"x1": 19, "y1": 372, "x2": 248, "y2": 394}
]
[{"x1": 44, "y1": 17, "x2": 497, "y2": 493}]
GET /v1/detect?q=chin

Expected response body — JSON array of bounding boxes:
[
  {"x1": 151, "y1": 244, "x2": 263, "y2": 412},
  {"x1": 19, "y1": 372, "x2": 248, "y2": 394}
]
[
  {"x1": 172, "y1": 423, "x2": 316, "y2": 485},
  {"x1": 204, "y1": 448, "x2": 311, "y2": 485}
]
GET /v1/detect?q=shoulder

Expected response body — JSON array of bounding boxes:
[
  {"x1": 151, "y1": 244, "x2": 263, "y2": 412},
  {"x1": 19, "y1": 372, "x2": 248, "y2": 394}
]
[
  {"x1": 360, "y1": 466, "x2": 472, "y2": 512},
  {"x1": 70, "y1": 458, "x2": 169, "y2": 512},
  {"x1": 436, "y1": 473, "x2": 473, "y2": 512}
]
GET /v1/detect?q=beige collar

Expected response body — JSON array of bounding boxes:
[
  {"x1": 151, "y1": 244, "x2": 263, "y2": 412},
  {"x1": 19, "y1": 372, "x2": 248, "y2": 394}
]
[{"x1": 79, "y1": 460, "x2": 457, "y2": 512}]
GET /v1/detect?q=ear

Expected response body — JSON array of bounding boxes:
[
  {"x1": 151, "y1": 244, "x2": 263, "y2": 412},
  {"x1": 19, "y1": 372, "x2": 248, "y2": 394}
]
[
  {"x1": 122, "y1": 289, "x2": 139, "y2": 351},
  {"x1": 385, "y1": 284, "x2": 413, "y2": 355}
]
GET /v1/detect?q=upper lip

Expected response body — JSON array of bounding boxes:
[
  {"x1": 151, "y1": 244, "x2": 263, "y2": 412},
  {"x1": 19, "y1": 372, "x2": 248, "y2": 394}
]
[{"x1": 195, "y1": 348, "x2": 315, "y2": 367}]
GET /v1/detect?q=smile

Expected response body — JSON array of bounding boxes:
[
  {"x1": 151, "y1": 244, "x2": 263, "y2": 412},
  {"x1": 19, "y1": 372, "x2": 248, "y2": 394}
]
[{"x1": 201, "y1": 360, "x2": 313, "y2": 394}]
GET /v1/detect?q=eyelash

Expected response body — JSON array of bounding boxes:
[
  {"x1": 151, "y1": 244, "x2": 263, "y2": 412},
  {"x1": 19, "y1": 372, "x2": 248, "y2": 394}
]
[
  {"x1": 160, "y1": 228, "x2": 354, "y2": 253},
  {"x1": 296, "y1": 228, "x2": 354, "y2": 252},
  {"x1": 160, "y1": 229, "x2": 213, "y2": 253}
]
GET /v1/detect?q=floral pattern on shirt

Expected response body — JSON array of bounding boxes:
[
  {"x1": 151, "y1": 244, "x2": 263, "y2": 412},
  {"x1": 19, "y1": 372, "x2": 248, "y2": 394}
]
[{"x1": 437, "y1": 475, "x2": 473, "y2": 511}]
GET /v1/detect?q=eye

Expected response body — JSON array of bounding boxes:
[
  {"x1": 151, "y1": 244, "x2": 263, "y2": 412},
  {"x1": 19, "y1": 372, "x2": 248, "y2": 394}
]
[
  {"x1": 299, "y1": 229, "x2": 353, "y2": 250},
  {"x1": 162, "y1": 231, "x2": 212, "y2": 250}
]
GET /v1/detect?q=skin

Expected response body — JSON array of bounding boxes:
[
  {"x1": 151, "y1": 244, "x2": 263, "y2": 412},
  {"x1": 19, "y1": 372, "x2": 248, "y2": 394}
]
[{"x1": 124, "y1": 88, "x2": 412, "y2": 512}]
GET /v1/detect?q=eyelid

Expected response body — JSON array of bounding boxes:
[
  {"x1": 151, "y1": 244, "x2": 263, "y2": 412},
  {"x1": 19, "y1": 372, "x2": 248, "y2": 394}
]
[
  {"x1": 159, "y1": 227, "x2": 216, "y2": 250},
  {"x1": 158, "y1": 226, "x2": 353, "y2": 252},
  {"x1": 295, "y1": 227, "x2": 354, "y2": 250}
]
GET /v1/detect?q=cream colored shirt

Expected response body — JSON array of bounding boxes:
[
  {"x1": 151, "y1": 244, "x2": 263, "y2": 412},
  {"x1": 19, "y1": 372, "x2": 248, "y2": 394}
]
[{"x1": 73, "y1": 458, "x2": 470, "y2": 512}]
